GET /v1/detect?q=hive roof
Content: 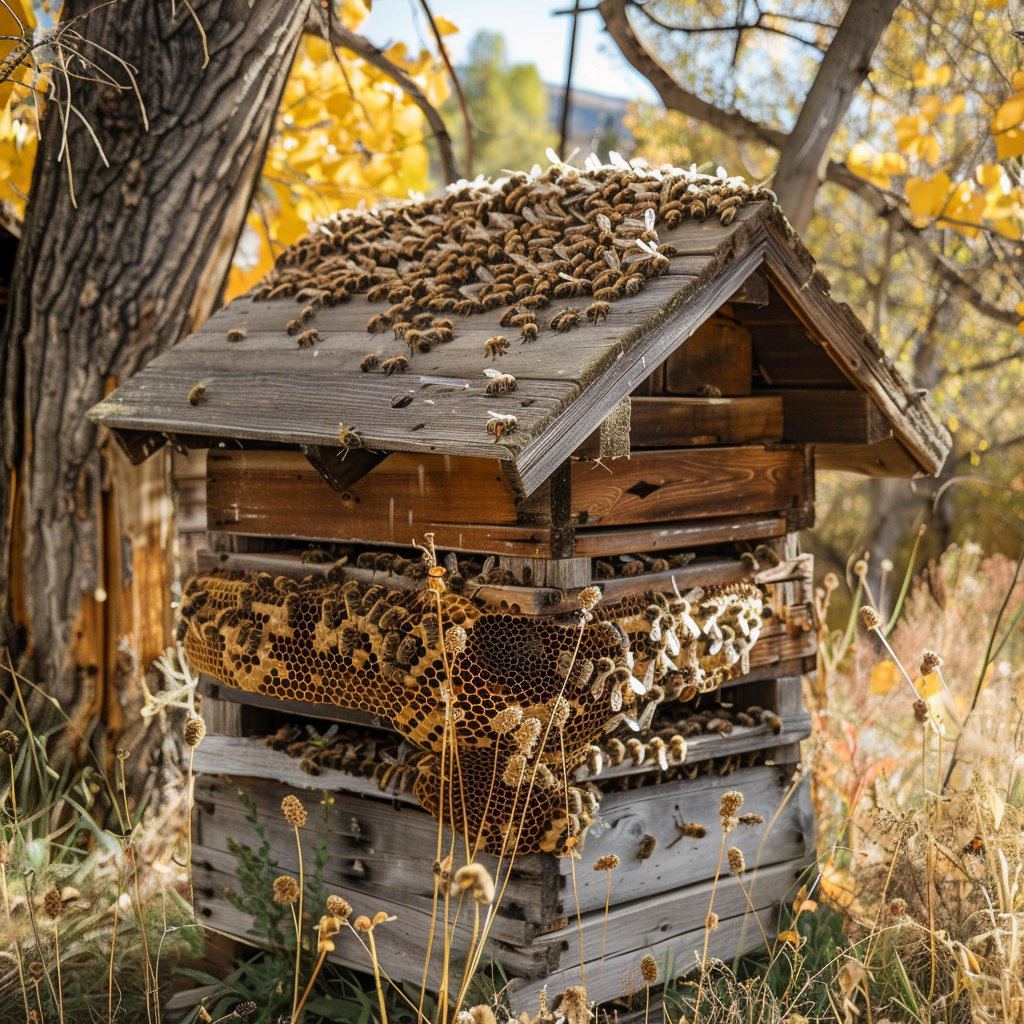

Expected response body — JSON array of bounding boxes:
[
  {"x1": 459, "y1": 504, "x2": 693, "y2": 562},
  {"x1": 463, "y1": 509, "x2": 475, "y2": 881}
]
[{"x1": 90, "y1": 159, "x2": 950, "y2": 495}]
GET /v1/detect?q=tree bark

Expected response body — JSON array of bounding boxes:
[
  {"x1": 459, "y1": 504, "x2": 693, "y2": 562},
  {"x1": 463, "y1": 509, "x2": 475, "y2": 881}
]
[
  {"x1": 772, "y1": 0, "x2": 901, "y2": 231},
  {"x1": 0, "y1": 0, "x2": 309, "y2": 717}
]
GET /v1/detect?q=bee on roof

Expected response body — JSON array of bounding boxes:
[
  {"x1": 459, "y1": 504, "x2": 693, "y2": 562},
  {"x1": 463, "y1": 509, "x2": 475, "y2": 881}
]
[
  {"x1": 188, "y1": 382, "x2": 208, "y2": 405},
  {"x1": 520, "y1": 322, "x2": 539, "y2": 343},
  {"x1": 297, "y1": 328, "x2": 320, "y2": 348},
  {"x1": 337, "y1": 423, "x2": 362, "y2": 457},
  {"x1": 360, "y1": 352, "x2": 380, "y2": 373},
  {"x1": 483, "y1": 336, "x2": 509, "y2": 359},
  {"x1": 484, "y1": 369, "x2": 516, "y2": 395},
  {"x1": 226, "y1": 328, "x2": 247, "y2": 343},
  {"x1": 549, "y1": 308, "x2": 582, "y2": 332},
  {"x1": 381, "y1": 355, "x2": 408, "y2": 376},
  {"x1": 585, "y1": 300, "x2": 611, "y2": 324},
  {"x1": 485, "y1": 412, "x2": 518, "y2": 442}
]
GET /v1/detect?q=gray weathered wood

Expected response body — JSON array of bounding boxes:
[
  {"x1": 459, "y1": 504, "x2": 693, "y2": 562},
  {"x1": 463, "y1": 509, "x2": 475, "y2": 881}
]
[{"x1": 630, "y1": 396, "x2": 783, "y2": 447}]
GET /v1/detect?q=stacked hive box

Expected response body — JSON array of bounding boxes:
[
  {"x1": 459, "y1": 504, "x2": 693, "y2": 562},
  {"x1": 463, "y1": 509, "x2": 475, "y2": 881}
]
[{"x1": 90, "y1": 161, "x2": 949, "y2": 1012}]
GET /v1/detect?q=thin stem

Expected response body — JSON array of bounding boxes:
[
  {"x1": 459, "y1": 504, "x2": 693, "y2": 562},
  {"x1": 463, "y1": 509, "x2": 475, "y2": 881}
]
[
  {"x1": 186, "y1": 746, "x2": 196, "y2": 901},
  {"x1": 108, "y1": 873, "x2": 122, "y2": 1023},
  {"x1": 560, "y1": 727, "x2": 585, "y2": 992},
  {"x1": 119, "y1": 758, "x2": 153, "y2": 1024},
  {"x1": 693, "y1": 831, "x2": 727, "y2": 1018},
  {"x1": 1, "y1": 861, "x2": 30, "y2": 1023},
  {"x1": 367, "y1": 928, "x2": 389, "y2": 1024},
  {"x1": 292, "y1": 946, "x2": 328, "y2": 1022},
  {"x1": 54, "y1": 921, "x2": 65, "y2": 1024},
  {"x1": 292, "y1": 825, "x2": 304, "y2": 1022},
  {"x1": 600, "y1": 871, "x2": 611, "y2": 963}
]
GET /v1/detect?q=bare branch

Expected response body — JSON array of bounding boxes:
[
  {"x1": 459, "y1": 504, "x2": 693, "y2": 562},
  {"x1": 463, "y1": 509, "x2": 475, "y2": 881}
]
[
  {"x1": 826, "y1": 160, "x2": 1021, "y2": 329},
  {"x1": 635, "y1": 6, "x2": 827, "y2": 53},
  {"x1": 597, "y1": 0, "x2": 787, "y2": 150},
  {"x1": 315, "y1": 15, "x2": 459, "y2": 185}
]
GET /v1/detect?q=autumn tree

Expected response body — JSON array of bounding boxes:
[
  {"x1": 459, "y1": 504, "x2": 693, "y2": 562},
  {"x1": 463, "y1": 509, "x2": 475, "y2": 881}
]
[
  {"x1": 0, "y1": 0, "x2": 454, "y2": 744},
  {"x1": 606, "y1": 0, "x2": 1024, "y2": 577}
]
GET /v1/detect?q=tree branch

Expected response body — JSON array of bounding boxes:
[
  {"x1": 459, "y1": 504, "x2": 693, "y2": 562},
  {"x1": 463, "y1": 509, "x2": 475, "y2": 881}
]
[
  {"x1": 318, "y1": 16, "x2": 459, "y2": 185},
  {"x1": 770, "y1": 0, "x2": 901, "y2": 232},
  {"x1": 826, "y1": 160, "x2": 1021, "y2": 329},
  {"x1": 597, "y1": 0, "x2": 787, "y2": 150}
]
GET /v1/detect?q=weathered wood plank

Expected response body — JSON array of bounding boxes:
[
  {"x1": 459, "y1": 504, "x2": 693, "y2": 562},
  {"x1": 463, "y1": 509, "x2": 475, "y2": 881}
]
[
  {"x1": 571, "y1": 447, "x2": 806, "y2": 527},
  {"x1": 630, "y1": 396, "x2": 783, "y2": 447},
  {"x1": 573, "y1": 513, "x2": 787, "y2": 556},
  {"x1": 767, "y1": 389, "x2": 892, "y2": 445},
  {"x1": 815, "y1": 436, "x2": 925, "y2": 477},
  {"x1": 664, "y1": 314, "x2": 752, "y2": 396}
]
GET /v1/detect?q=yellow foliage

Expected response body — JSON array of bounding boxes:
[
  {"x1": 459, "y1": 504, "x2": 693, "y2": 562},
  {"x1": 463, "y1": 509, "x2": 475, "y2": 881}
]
[
  {"x1": 991, "y1": 90, "x2": 1024, "y2": 134},
  {"x1": 913, "y1": 671, "x2": 941, "y2": 700},
  {"x1": 869, "y1": 660, "x2": 901, "y2": 696},
  {"x1": 895, "y1": 113, "x2": 928, "y2": 149},
  {"x1": 938, "y1": 179, "x2": 986, "y2": 235},
  {"x1": 912, "y1": 61, "x2": 951, "y2": 89},
  {"x1": 906, "y1": 173, "x2": 951, "y2": 218},
  {"x1": 919, "y1": 94, "x2": 943, "y2": 124},
  {"x1": 846, "y1": 141, "x2": 907, "y2": 188}
]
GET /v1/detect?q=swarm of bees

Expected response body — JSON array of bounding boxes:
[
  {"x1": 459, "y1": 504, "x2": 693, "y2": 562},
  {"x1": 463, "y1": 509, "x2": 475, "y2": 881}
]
[{"x1": 250, "y1": 159, "x2": 773, "y2": 420}]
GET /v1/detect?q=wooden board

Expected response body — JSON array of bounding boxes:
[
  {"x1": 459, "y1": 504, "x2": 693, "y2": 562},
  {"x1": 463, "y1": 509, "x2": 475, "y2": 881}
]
[
  {"x1": 630, "y1": 396, "x2": 783, "y2": 447},
  {"x1": 573, "y1": 513, "x2": 787, "y2": 556},
  {"x1": 664, "y1": 314, "x2": 752, "y2": 396},
  {"x1": 571, "y1": 447, "x2": 806, "y2": 528},
  {"x1": 769, "y1": 389, "x2": 892, "y2": 445}
]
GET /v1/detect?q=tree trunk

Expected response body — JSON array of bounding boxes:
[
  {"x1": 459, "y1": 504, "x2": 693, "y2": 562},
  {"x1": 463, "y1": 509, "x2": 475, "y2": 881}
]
[{"x1": 0, "y1": 0, "x2": 308, "y2": 725}]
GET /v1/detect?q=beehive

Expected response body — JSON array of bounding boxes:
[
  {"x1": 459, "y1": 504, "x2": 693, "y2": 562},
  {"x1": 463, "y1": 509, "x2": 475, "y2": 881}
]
[{"x1": 90, "y1": 159, "x2": 949, "y2": 1011}]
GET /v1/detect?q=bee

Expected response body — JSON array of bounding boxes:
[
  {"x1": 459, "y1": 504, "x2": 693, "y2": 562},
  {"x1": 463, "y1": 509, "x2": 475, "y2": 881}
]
[
  {"x1": 367, "y1": 282, "x2": 392, "y2": 302},
  {"x1": 695, "y1": 383, "x2": 723, "y2": 398},
  {"x1": 387, "y1": 285, "x2": 412, "y2": 304},
  {"x1": 239, "y1": 622, "x2": 263, "y2": 657},
  {"x1": 520, "y1": 322, "x2": 539, "y2": 343},
  {"x1": 549, "y1": 308, "x2": 582, "y2": 332},
  {"x1": 286, "y1": 318, "x2": 302, "y2": 335},
  {"x1": 484, "y1": 369, "x2": 516, "y2": 395},
  {"x1": 367, "y1": 313, "x2": 391, "y2": 333},
  {"x1": 337, "y1": 423, "x2": 363, "y2": 457},
  {"x1": 593, "y1": 286, "x2": 621, "y2": 302},
  {"x1": 485, "y1": 412, "x2": 518, "y2": 441},
  {"x1": 961, "y1": 835, "x2": 985, "y2": 858},
  {"x1": 427, "y1": 295, "x2": 456, "y2": 313},
  {"x1": 453, "y1": 299, "x2": 480, "y2": 317},
  {"x1": 360, "y1": 352, "x2": 380, "y2": 373},
  {"x1": 188, "y1": 382, "x2": 207, "y2": 405},
  {"x1": 520, "y1": 294, "x2": 550, "y2": 309},
  {"x1": 297, "y1": 328, "x2": 320, "y2": 348},
  {"x1": 499, "y1": 306, "x2": 522, "y2": 328},
  {"x1": 226, "y1": 328, "x2": 247, "y2": 343},
  {"x1": 761, "y1": 710, "x2": 783, "y2": 735},
  {"x1": 484, "y1": 336, "x2": 509, "y2": 359},
  {"x1": 413, "y1": 312, "x2": 435, "y2": 328},
  {"x1": 299, "y1": 305, "x2": 315, "y2": 324},
  {"x1": 392, "y1": 321, "x2": 413, "y2": 340},
  {"x1": 637, "y1": 833, "x2": 657, "y2": 862},
  {"x1": 585, "y1": 300, "x2": 611, "y2": 324},
  {"x1": 430, "y1": 320, "x2": 455, "y2": 343},
  {"x1": 381, "y1": 355, "x2": 408, "y2": 376},
  {"x1": 404, "y1": 329, "x2": 427, "y2": 353}
]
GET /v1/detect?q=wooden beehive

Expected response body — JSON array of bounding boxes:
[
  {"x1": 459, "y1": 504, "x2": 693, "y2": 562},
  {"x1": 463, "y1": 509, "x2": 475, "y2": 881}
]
[{"x1": 90, "y1": 164, "x2": 949, "y2": 1012}]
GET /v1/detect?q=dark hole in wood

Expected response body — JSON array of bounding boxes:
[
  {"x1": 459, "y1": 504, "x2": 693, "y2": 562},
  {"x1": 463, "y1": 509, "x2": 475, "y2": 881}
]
[{"x1": 626, "y1": 480, "x2": 660, "y2": 500}]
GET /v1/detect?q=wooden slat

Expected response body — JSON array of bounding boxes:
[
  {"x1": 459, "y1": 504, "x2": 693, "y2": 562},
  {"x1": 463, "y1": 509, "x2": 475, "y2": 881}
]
[
  {"x1": 571, "y1": 447, "x2": 806, "y2": 527},
  {"x1": 664, "y1": 314, "x2": 752, "y2": 396},
  {"x1": 630, "y1": 396, "x2": 783, "y2": 447},
  {"x1": 815, "y1": 436, "x2": 926, "y2": 477},
  {"x1": 574, "y1": 513, "x2": 787, "y2": 556},
  {"x1": 767, "y1": 389, "x2": 892, "y2": 445}
]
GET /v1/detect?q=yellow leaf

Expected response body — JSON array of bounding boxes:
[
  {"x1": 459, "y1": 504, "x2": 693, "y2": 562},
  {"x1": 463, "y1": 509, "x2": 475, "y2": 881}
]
[
  {"x1": 919, "y1": 95, "x2": 943, "y2": 124},
  {"x1": 1018, "y1": 321, "x2": 1024, "y2": 337},
  {"x1": 993, "y1": 91, "x2": 1024, "y2": 134},
  {"x1": 912, "y1": 61, "x2": 951, "y2": 88},
  {"x1": 869, "y1": 660, "x2": 901, "y2": 695},
  {"x1": 798, "y1": 899, "x2": 819, "y2": 914},
  {"x1": 906, "y1": 173, "x2": 951, "y2": 219},
  {"x1": 989, "y1": 788, "x2": 1005, "y2": 829},
  {"x1": 939, "y1": 180, "x2": 985, "y2": 235},
  {"x1": 1016, "y1": 302, "x2": 1024, "y2": 316},
  {"x1": 1014, "y1": 72, "x2": 1024, "y2": 92},
  {"x1": 908, "y1": 133, "x2": 942, "y2": 166},
  {"x1": 944, "y1": 94, "x2": 965, "y2": 116},
  {"x1": 896, "y1": 113, "x2": 928, "y2": 150},
  {"x1": 777, "y1": 930, "x2": 801, "y2": 947},
  {"x1": 995, "y1": 128, "x2": 1024, "y2": 161},
  {"x1": 432, "y1": 15, "x2": 459, "y2": 35},
  {"x1": 975, "y1": 163, "x2": 1002, "y2": 188},
  {"x1": 847, "y1": 141, "x2": 907, "y2": 188}
]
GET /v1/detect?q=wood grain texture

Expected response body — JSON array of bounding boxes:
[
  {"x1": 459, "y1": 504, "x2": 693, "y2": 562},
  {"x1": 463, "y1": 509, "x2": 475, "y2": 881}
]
[
  {"x1": 663, "y1": 314, "x2": 753, "y2": 396},
  {"x1": 771, "y1": 389, "x2": 892, "y2": 444},
  {"x1": 573, "y1": 513, "x2": 787, "y2": 556},
  {"x1": 630, "y1": 396, "x2": 784, "y2": 447},
  {"x1": 572, "y1": 447, "x2": 807, "y2": 527}
]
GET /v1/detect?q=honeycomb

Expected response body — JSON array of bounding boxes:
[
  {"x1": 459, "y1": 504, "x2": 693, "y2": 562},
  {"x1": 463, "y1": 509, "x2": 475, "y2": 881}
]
[{"x1": 180, "y1": 571, "x2": 763, "y2": 854}]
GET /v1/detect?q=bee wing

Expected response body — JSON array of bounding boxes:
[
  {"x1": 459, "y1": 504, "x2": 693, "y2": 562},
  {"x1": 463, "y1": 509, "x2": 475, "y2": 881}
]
[
  {"x1": 596, "y1": 214, "x2": 612, "y2": 233},
  {"x1": 558, "y1": 272, "x2": 576, "y2": 282},
  {"x1": 604, "y1": 250, "x2": 620, "y2": 271},
  {"x1": 545, "y1": 147, "x2": 561, "y2": 165},
  {"x1": 644, "y1": 208, "x2": 656, "y2": 232},
  {"x1": 553, "y1": 243, "x2": 572, "y2": 261},
  {"x1": 483, "y1": 368, "x2": 502, "y2": 379}
]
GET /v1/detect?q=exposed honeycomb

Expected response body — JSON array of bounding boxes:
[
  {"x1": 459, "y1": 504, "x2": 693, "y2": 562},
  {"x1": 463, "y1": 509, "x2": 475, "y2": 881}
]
[{"x1": 180, "y1": 570, "x2": 763, "y2": 854}]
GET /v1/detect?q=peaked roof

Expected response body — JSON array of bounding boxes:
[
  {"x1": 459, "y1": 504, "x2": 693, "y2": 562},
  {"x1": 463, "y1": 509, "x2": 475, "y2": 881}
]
[{"x1": 89, "y1": 162, "x2": 950, "y2": 496}]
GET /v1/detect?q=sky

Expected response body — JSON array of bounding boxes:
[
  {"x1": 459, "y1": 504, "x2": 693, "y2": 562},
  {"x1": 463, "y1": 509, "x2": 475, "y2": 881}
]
[{"x1": 362, "y1": 0, "x2": 659, "y2": 102}]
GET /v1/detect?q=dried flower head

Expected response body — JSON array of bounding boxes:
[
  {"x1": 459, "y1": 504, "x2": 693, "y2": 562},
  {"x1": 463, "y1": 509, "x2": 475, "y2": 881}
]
[
  {"x1": 452, "y1": 863, "x2": 495, "y2": 904},
  {"x1": 353, "y1": 915, "x2": 372, "y2": 932},
  {"x1": 514, "y1": 718, "x2": 542, "y2": 756},
  {"x1": 317, "y1": 914, "x2": 341, "y2": 953},
  {"x1": 0, "y1": 730, "x2": 20, "y2": 757},
  {"x1": 719, "y1": 791, "x2": 744, "y2": 818},
  {"x1": 502, "y1": 753, "x2": 527, "y2": 787},
  {"x1": 43, "y1": 887, "x2": 63, "y2": 920},
  {"x1": 640, "y1": 954, "x2": 658, "y2": 983},
  {"x1": 281, "y1": 794, "x2": 307, "y2": 828},
  {"x1": 913, "y1": 699, "x2": 930, "y2": 723},
  {"x1": 578, "y1": 585, "x2": 602, "y2": 612},
  {"x1": 326, "y1": 895, "x2": 352, "y2": 923},
  {"x1": 29, "y1": 961, "x2": 44, "y2": 981},
  {"x1": 558, "y1": 987, "x2": 590, "y2": 1024},
  {"x1": 727, "y1": 847, "x2": 745, "y2": 874},
  {"x1": 738, "y1": 813, "x2": 765, "y2": 827},
  {"x1": 853, "y1": 558, "x2": 868, "y2": 578},
  {"x1": 889, "y1": 897, "x2": 908, "y2": 916},
  {"x1": 920, "y1": 650, "x2": 943, "y2": 675},
  {"x1": 468, "y1": 1005, "x2": 498, "y2": 1024},
  {"x1": 444, "y1": 625, "x2": 468, "y2": 655},
  {"x1": 183, "y1": 716, "x2": 206, "y2": 748},
  {"x1": 233, "y1": 1001, "x2": 258, "y2": 1022},
  {"x1": 706, "y1": 911, "x2": 719, "y2": 931},
  {"x1": 859, "y1": 606, "x2": 881, "y2": 630},
  {"x1": 823, "y1": 572, "x2": 840, "y2": 592},
  {"x1": 493, "y1": 705, "x2": 524, "y2": 735},
  {"x1": 371, "y1": 911, "x2": 396, "y2": 926},
  {"x1": 273, "y1": 875, "x2": 300, "y2": 905},
  {"x1": 593, "y1": 854, "x2": 620, "y2": 872},
  {"x1": 115, "y1": 748, "x2": 130, "y2": 761}
]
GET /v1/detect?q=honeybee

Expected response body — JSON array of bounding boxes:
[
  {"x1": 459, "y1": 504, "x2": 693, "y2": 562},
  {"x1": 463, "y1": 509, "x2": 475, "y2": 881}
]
[
  {"x1": 360, "y1": 352, "x2": 380, "y2": 373},
  {"x1": 367, "y1": 313, "x2": 391, "y2": 333},
  {"x1": 520, "y1": 294, "x2": 550, "y2": 309},
  {"x1": 297, "y1": 328, "x2": 320, "y2": 348},
  {"x1": 637, "y1": 833, "x2": 657, "y2": 862},
  {"x1": 299, "y1": 305, "x2": 315, "y2": 324},
  {"x1": 404, "y1": 329, "x2": 426, "y2": 353},
  {"x1": 593, "y1": 286, "x2": 621, "y2": 302},
  {"x1": 585, "y1": 301, "x2": 611, "y2": 324},
  {"x1": 392, "y1": 321, "x2": 413, "y2": 340},
  {"x1": 453, "y1": 299, "x2": 480, "y2": 317},
  {"x1": 484, "y1": 336, "x2": 509, "y2": 359},
  {"x1": 430, "y1": 320, "x2": 455, "y2": 343},
  {"x1": 188, "y1": 382, "x2": 207, "y2": 405},
  {"x1": 623, "y1": 275, "x2": 644, "y2": 297},
  {"x1": 413, "y1": 312, "x2": 434, "y2": 328},
  {"x1": 520, "y1": 322, "x2": 539, "y2": 343},
  {"x1": 286, "y1": 318, "x2": 302, "y2": 335},
  {"x1": 381, "y1": 355, "x2": 408, "y2": 376},
  {"x1": 549, "y1": 308, "x2": 581, "y2": 332},
  {"x1": 337, "y1": 422, "x2": 363, "y2": 457},
  {"x1": 499, "y1": 307, "x2": 521, "y2": 328},
  {"x1": 367, "y1": 282, "x2": 392, "y2": 302},
  {"x1": 485, "y1": 412, "x2": 518, "y2": 441},
  {"x1": 695, "y1": 383, "x2": 722, "y2": 397},
  {"x1": 226, "y1": 328, "x2": 246, "y2": 343},
  {"x1": 484, "y1": 369, "x2": 516, "y2": 395}
]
